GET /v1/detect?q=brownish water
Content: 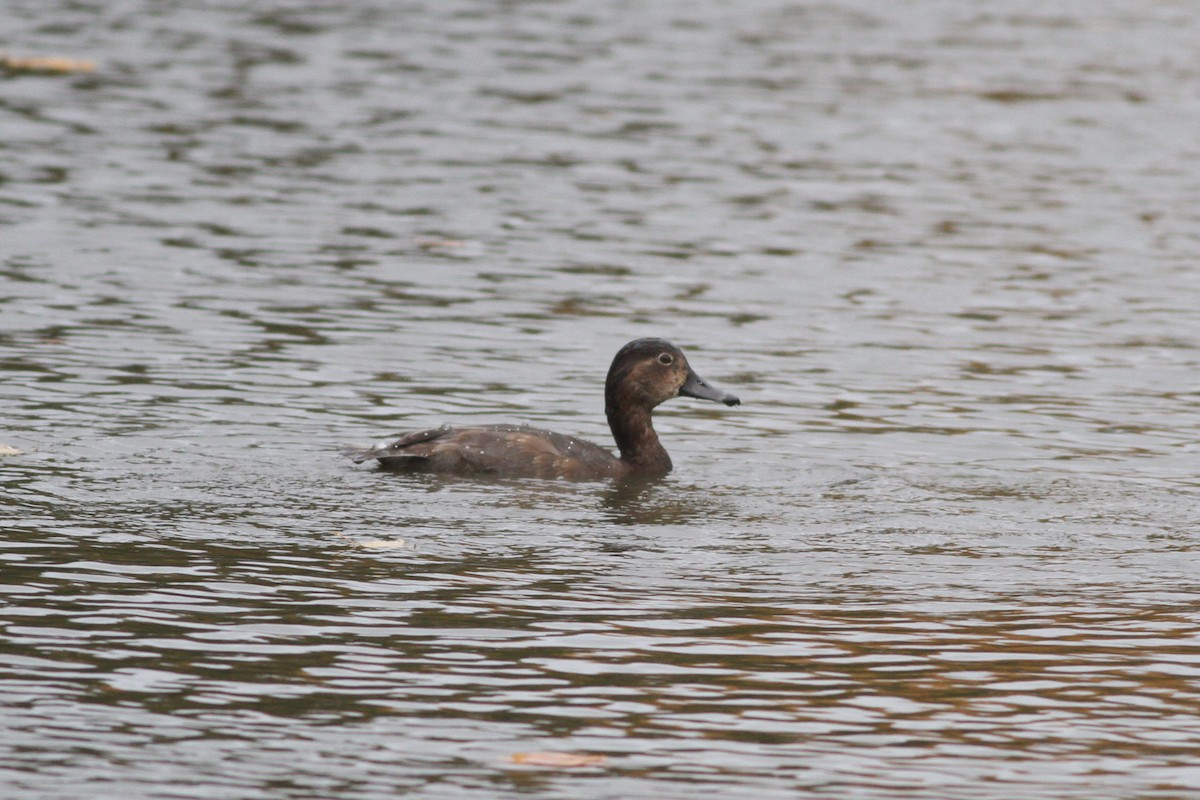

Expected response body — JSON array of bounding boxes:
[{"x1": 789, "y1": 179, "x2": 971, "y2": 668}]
[{"x1": 3, "y1": 1, "x2": 1200, "y2": 798}]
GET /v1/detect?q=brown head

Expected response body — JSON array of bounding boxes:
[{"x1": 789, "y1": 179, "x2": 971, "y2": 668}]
[
  {"x1": 604, "y1": 338, "x2": 739, "y2": 472},
  {"x1": 605, "y1": 338, "x2": 739, "y2": 412}
]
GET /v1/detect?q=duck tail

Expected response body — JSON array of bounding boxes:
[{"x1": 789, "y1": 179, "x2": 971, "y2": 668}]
[
  {"x1": 339, "y1": 443, "x2": 378, "y2": 464},
  {"x1": 340, "y1": 424, "x2": 454, "y2": 464}
]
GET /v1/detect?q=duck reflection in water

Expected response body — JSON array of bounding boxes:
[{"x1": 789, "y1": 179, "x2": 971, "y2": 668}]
[{"x1": 343, "y1": 338, "x2": 740, "y2": 481}]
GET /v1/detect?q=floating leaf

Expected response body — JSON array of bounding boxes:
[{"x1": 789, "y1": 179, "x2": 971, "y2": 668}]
[
  {"x1": 510, "y1": 752, "x2": 606, "y2": 768},
  {"x1": 358, "y1": 538, "x2": 407, "y2": 549},
  {"x1": 331, "y1": 531, "x2": 407, "y2": 549},
  {"x1": 1, "y1": 54, "x2": 95, "y2": 74}
]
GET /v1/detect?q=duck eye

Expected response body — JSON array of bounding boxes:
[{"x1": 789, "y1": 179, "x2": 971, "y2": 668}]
[{"x1": 657, "y1": 353, "x2": 674, "y2": 365}]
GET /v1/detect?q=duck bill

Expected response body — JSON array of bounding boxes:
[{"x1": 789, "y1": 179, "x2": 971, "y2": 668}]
[{"x1": 680, "y1": 368, "x2": 740, "y2": 407}]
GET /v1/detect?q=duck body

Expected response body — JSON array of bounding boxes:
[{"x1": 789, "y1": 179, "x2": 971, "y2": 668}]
[
  {"x1": 350, "y1": 423, "x2": 628, "y2": 481},
  {"x1": 343, "y1": 338, "x2": 740, "y2": 481}
]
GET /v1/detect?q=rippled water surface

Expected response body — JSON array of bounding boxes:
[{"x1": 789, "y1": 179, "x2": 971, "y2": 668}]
[{"x1": 4, "y1": 1, "x2": 1200, "y2": 798}]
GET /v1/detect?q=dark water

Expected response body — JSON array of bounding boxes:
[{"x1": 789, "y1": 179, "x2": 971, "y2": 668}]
[{"x1": 4, "y1": 1, "x2": 1200, "y2": 798}]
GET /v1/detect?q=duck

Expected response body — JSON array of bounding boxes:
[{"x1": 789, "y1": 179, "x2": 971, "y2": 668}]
[{"x1": 343, "y1": 338, "x2": 740, "y2": 481}]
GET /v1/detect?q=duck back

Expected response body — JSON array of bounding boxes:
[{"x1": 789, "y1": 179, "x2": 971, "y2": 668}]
[{"x1": 343, "y1": 424, "x2": 626, "y2": 481}]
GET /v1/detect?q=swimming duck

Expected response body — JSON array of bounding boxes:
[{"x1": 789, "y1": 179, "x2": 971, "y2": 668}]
[{"x1": 343, "y1": 338, "x2": 740, "y2": 481}]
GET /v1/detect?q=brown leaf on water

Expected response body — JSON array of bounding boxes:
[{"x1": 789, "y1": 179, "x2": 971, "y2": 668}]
[
  {"x1": 413, "y1": 237, "x2": 468, "y2": 249},
  {"x1": 510, "y1": 752, "x2": 606, "y2": 768},
  {"x1": 1, "y1": 54, "x2": 96, "y2": 74}
]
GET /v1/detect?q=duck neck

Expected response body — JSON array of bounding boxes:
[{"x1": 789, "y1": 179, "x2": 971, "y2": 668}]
[{"x1": 607, "y1": 400, "x2": 672, "y2": 475}]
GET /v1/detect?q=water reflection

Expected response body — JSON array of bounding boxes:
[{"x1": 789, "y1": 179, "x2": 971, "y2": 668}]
[
  {"x1": 599, "y1": 476, "x2": 734, "y2": 527},
  {"x1": 4, "y1": 527, "x2": 1200, "y2": 797}
]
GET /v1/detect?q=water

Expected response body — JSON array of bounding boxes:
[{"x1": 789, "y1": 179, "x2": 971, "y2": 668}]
[{"x1": 3, "y1": 1, "x2": 1200, "y2": 797}]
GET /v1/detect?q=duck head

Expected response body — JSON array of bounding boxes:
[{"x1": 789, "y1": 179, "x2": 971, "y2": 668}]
[{"x1": 605, "y1": 338, "x2": 740, "y2": 412}]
